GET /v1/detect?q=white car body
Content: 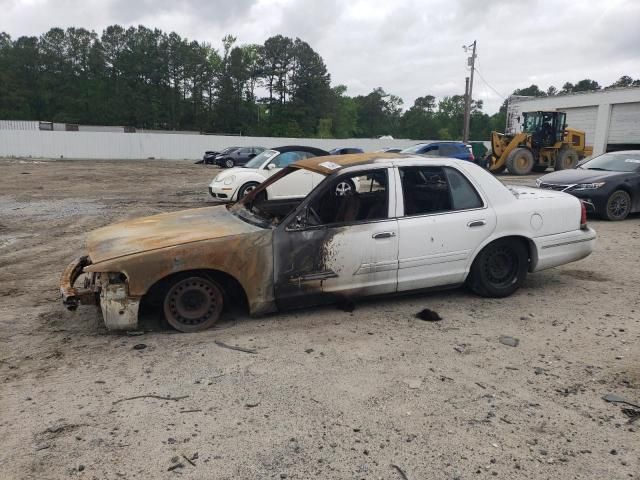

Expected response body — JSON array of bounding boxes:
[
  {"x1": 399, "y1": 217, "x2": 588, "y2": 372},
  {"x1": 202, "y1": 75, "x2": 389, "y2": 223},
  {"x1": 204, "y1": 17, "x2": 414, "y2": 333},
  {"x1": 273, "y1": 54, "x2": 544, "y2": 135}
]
[
  {"x1": 209, "y1": 149, "x2": 325, "y2": 202},
  {"x1": 261, "y1": 157, "x2": 596, "y2": 304},
  {"x1": 62, "y1": 154, "x2": 597, "y2": 332}
]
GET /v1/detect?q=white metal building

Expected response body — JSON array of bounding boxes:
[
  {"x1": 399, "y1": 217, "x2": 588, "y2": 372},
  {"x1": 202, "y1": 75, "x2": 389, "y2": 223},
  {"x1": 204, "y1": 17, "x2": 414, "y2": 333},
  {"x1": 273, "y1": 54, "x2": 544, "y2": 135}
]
[{"x1": 506, "y1": 87, "x2": 640, "y2": 155}]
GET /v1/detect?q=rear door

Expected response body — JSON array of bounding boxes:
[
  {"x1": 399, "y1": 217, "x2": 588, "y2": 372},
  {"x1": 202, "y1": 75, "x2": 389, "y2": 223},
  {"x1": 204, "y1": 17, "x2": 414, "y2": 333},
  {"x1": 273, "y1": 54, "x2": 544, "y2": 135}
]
[
  {"x1": 395, "y1": 165, "x2": 496, "y2": 291},
  {"x1": 273, "y1": 167, "x2": 398, "y2": 309}
]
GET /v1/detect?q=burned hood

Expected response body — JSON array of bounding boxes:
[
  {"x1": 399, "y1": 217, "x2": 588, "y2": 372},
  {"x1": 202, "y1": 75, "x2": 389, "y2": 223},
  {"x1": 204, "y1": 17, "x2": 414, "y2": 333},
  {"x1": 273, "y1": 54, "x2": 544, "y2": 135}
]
[{"x1": 86, "y1": 205, "x2": 261, "y2": 264}]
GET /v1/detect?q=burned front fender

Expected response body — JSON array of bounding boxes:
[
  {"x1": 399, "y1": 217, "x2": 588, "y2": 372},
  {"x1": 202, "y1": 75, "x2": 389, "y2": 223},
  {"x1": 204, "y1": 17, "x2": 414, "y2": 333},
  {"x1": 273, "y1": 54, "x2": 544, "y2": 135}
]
[{"x1": 84, "y1": 231, "x2": 276, "y2": 317}]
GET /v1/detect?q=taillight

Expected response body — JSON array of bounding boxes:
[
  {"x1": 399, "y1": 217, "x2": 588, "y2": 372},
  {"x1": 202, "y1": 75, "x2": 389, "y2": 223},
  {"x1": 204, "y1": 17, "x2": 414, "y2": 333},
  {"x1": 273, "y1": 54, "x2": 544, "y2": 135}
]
[
  {"x1": 580, "y1": 201, "x2": 588, "y2": 230},
  {"x1": 469, "y1": 153, "x2": 475, "y2": 161}
]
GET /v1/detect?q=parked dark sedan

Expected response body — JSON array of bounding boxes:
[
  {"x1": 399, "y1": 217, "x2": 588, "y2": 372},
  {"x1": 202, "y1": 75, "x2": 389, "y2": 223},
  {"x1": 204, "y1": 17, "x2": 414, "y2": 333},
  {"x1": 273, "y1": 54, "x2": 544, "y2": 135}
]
[
  {"x1": 537, "y1": 150, "x2": 640, "y2": 220},
  {"x1": 197, "y1": 146, "x2": 238, "y2": 165},
  {"x1": 401, "y1": 141, "x2": 475, "y2": 162},
  {"x1": 215, "y1": 146, "x2": 266, "y2": 168},
  {"x1": 329, "y1": 147, "x2": 364, "y2": 155}
]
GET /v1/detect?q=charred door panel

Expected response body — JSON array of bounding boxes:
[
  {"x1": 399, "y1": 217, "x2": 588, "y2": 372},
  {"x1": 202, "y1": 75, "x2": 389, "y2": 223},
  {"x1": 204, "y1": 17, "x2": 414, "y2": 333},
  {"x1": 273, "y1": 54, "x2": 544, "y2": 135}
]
[{"x1": 273, "y1": 227, "x2": 340, "y2": 310}]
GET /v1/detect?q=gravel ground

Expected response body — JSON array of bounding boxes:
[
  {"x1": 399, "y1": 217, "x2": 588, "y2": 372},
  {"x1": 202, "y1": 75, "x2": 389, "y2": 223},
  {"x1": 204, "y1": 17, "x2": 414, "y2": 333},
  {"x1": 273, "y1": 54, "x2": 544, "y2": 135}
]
[{"x1": 0, "y1": 158, "x2": 638, "y2": 479}]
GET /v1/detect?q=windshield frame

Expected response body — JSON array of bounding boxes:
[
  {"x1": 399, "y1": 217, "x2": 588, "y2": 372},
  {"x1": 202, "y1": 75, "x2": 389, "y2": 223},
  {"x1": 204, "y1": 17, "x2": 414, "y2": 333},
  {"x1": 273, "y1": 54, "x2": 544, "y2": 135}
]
[
  {"x1": 243, "y1": 149, "x2": 279, "y2": 169},
  {"x1": 578, "y1": 152, "x2": 640, "y2": 172},
  {"x1": 228, "y1": 166, "x2": 328, "y2": 228}
]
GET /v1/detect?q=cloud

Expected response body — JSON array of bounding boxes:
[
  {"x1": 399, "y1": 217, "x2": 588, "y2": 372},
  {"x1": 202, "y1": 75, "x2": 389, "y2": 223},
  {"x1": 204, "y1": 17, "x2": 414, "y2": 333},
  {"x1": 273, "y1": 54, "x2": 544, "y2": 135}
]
[{"x1": 1, "y1": 0, "x2": 639, "y2": 113}]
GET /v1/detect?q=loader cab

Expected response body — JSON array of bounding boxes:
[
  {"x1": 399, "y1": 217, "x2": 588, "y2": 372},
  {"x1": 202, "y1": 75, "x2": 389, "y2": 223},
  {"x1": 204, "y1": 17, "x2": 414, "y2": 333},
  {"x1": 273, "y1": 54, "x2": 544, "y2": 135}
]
[{"x1": 522, "y1": 111, "x2": 567, "y2": 148}]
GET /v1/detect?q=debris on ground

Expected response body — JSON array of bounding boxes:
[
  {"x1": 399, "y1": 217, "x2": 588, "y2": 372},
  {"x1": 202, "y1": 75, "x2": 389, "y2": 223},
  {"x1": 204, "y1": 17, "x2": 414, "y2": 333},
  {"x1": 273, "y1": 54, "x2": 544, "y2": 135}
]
[
  {"x1": 603, "y1": 393, "x2": 640, "y2": 409},
  {"x1": 132, "y1": 343, "x2": 147, "y2": 350},
  {"x1": 622, "y1": 409, "x2": 640, "y2": 423},
  {"x1": 404, "y1": 378, "x2": 422, "y2": 389},
  {"x1": 391, "y1": 463, "x2": 409, "y2": 480},
  {"x1": 499, "y1": 336, "x2": 519, "y2": 347},
  {"x1": 336, "y1": 297, "x2": 356, "y2": 312},
  {"x1": 415, "y1": 308, "x2": 442, "y2": 321},
  {"x1": 454, "y1": 345, "x2": 466, "y2": 354},
  {"x1": 112, "y1": 394, "x2": 189, "y2": 405},
  {"x1": 214, "y1": 340, "x2": 257, "y2": 354}
]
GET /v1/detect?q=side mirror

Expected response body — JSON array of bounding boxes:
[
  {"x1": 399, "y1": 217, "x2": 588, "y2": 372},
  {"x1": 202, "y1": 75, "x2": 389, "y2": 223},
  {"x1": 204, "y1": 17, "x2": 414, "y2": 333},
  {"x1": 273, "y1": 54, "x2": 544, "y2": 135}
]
[{"x1": 267, "y1": 163, "x2": 276, "y2": 170}]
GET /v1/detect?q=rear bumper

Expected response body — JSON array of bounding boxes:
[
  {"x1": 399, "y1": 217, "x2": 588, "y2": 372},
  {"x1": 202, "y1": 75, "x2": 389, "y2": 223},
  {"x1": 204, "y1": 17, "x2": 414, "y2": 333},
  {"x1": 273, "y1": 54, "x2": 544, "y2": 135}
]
[{"x1": 532, "y1": 227, "x2": 597, "y2": 272}]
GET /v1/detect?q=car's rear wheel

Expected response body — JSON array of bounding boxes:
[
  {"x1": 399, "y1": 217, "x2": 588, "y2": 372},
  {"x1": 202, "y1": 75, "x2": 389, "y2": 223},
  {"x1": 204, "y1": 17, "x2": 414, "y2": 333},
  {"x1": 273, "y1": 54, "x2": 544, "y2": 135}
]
[
  {"x1": 467, "y1": 239, "x2": 528, "y2": 297},
  {"x1": 506, "y1": 148, "x2": 535, "y2": 175},
  {"x1": 163, "y1": 275, "x2": 224, "y2": 332},
  {"x1": 224, "y1": 158, "x2": 235, "y2": 168},
  {"x1": 238, "y1": 182, "x2": 260, "y2": 199},
  {"x1": 602, "y1": 190, "x2": 631, "y2": 221}
]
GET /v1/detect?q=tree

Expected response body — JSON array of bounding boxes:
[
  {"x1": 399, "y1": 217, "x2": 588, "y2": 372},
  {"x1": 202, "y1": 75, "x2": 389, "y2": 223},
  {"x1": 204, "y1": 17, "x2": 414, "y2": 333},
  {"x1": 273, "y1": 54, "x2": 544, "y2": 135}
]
[
  {"x1": 354, "y1": 87, "x2": 403, "y2": 138},
  {"x1": 512, "y1": 84, "x2": 546, "y2": 97}
]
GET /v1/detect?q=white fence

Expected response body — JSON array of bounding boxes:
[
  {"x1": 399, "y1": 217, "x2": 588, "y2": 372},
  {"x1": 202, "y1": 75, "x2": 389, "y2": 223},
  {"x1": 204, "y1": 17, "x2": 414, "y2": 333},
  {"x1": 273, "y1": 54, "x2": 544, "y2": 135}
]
[{"x1": 0, "y1": 130, "x2": 441, "y2": 160}]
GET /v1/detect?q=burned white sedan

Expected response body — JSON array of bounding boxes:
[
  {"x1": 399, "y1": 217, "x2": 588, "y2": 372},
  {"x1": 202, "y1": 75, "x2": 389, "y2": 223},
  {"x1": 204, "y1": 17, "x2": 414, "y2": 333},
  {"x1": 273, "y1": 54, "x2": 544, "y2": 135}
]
[{"x1": 61, "y1": 154, "x2": 596, "y2": 332}]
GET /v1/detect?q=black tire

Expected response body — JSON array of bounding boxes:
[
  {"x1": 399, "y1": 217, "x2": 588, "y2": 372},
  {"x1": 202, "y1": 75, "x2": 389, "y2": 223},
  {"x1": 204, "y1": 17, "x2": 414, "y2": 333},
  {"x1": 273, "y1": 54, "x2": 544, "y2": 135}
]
[
  {"x1": 237, "y1": 182, "x2": 260, "y2": 199},
  {"x1": 224, "y1": 158, "x2": 235, "y2": 168},
  {"x1": 532, "y1": 165, "x2": 549, "y2": 173},
  {"x1": 163, "y1": 274, "x2": 224, "y2": 333},
  {"x1": 602, "y1": 190, "x2": 631, "y2": 221},
  {"x1": 506, "y1": 148, "x2": 535, "y2": 175},
  {"x1": 555, "y1": 147, "x2": 579, "y2": 171},
  {"x1": 467, "y1": 239, "x2": 528, "y2": 298}
]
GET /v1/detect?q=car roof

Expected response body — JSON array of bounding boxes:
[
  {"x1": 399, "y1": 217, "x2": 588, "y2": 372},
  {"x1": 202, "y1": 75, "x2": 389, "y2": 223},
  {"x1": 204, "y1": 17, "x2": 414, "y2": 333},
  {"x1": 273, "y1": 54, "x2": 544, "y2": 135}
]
[
  {"x1": 293, "y1": 152, "x2": 468, "y2": 175},
  {"x1": 272, "y1": 145, "x2": 329, "y2": 156}
]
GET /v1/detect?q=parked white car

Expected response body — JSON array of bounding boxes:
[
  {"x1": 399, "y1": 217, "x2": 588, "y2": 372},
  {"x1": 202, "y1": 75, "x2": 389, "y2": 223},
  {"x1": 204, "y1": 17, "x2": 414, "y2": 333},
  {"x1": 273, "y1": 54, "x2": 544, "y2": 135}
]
[
  {"x1": 63, "y1": 153, "x2": 597, "y2": 332},
  {"x1": 209, "y1": 146, "x2": 329, "y2": 201}
]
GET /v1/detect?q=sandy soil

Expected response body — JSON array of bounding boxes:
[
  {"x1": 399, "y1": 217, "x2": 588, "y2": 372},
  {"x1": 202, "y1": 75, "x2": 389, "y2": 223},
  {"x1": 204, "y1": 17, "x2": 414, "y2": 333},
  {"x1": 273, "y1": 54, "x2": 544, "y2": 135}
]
[{"x1": 0, "y1": 158, "x2": 638, "y2": 479}]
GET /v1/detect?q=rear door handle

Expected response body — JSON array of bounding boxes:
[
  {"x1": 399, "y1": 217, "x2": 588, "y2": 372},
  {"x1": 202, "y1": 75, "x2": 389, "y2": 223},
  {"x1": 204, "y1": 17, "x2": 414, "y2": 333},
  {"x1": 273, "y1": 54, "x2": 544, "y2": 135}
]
[
  {"x1": 467, "y1": 220, "x2": 486, "y2": 228},
  {"x1": 372, "y1": 231, "x2": 396, "y2": 239}
]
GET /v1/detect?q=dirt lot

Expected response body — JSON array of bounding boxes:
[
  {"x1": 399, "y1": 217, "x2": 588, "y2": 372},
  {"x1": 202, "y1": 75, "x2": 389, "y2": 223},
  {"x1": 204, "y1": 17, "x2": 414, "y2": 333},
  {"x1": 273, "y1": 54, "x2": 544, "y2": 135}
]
[{"x1": 0, "y1": 158, "x2": 638, "y2": 479}]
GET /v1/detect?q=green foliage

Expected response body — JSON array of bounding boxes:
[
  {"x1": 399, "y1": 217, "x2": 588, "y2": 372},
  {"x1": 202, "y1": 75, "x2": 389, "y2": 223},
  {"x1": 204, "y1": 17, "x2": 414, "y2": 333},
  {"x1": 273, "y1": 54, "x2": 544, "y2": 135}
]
[{"x1": 0, "y1": 26, "x2": 637, "y2": 141}]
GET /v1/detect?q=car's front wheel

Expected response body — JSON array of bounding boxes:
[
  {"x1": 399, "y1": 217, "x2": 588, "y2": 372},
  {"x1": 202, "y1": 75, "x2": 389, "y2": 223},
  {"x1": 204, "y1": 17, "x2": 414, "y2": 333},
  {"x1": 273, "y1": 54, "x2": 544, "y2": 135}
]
[
  {"x1": 224, "y1": 158, "x2": 235, "y2": 168},
  {"x1": 602, "y1": 190, "x2": 631, "y2": 221},
  {"x1": 163, "y1": 275, "x2": 224, "y2": 332},
  {"x1": 467, "y1": 239, "x2": 528, "y2": 297},
  {"x1": 238, "y1": 182, "x2": 260, "y2": 199}
]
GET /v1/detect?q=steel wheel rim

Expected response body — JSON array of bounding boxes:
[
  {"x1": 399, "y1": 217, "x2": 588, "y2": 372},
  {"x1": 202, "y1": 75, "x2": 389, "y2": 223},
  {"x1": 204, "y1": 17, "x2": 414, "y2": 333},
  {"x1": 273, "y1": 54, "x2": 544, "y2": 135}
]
[
  {"x1": 609, "y1": 194, "x2": 629, "y2": 219},
  {"x1": 241, "y1": 184, "x2": 256, "y2": 197},
  {"x1": 516, "y1": 155, "x2": 528, "y2": 169},
  {"x1": 165, "y1": 277, "x2": 222, "y2": 328},
  {"x1": 484, "y1": 246, "x2": 518, "y2": 288}
]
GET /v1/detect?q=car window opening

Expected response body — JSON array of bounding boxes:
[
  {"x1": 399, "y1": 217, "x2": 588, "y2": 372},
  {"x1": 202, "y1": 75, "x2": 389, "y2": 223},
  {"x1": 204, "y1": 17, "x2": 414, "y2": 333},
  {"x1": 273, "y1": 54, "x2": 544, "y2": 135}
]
[
  {"x1": 400, "y1": 166, "x2": 482, "y2": 216},
  {"x1": 228, "y1": 166, "x2": 324, "y2": 227},
  {"x1": 306, "y1": 170, "x2": 389, "y2": 226}
]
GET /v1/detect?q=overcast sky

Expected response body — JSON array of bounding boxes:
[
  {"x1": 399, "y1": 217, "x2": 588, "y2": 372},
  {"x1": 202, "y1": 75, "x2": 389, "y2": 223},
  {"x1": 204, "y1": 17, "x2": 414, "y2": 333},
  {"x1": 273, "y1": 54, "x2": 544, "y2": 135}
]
[{"x1": 2, "y1": 0, "x2": 639, "y2": 113}]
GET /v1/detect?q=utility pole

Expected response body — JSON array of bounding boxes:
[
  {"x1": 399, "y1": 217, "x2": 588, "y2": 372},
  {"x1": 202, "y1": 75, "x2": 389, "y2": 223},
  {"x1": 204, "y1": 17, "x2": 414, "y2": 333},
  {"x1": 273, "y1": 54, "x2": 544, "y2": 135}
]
[
  {"x1": 463, "y1": 76, "x2": 470, "y2": 135},
  {"x1": 462, "y1": 40, "x2": 476, "y2": 142}
]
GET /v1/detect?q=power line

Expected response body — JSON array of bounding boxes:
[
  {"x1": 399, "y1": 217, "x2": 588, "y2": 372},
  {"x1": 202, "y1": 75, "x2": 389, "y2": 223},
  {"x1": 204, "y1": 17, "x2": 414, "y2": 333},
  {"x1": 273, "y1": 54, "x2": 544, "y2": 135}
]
[{"x1": 473, "y1": 64, "x2": 507, "y2": 100}]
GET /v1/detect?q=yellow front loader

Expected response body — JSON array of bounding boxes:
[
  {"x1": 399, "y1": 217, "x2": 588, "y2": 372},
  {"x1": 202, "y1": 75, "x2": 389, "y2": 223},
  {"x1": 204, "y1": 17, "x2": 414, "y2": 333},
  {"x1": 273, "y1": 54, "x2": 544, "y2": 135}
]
[{"x1": 488, "y1": 111, "x2": 593, "y2": 175}]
